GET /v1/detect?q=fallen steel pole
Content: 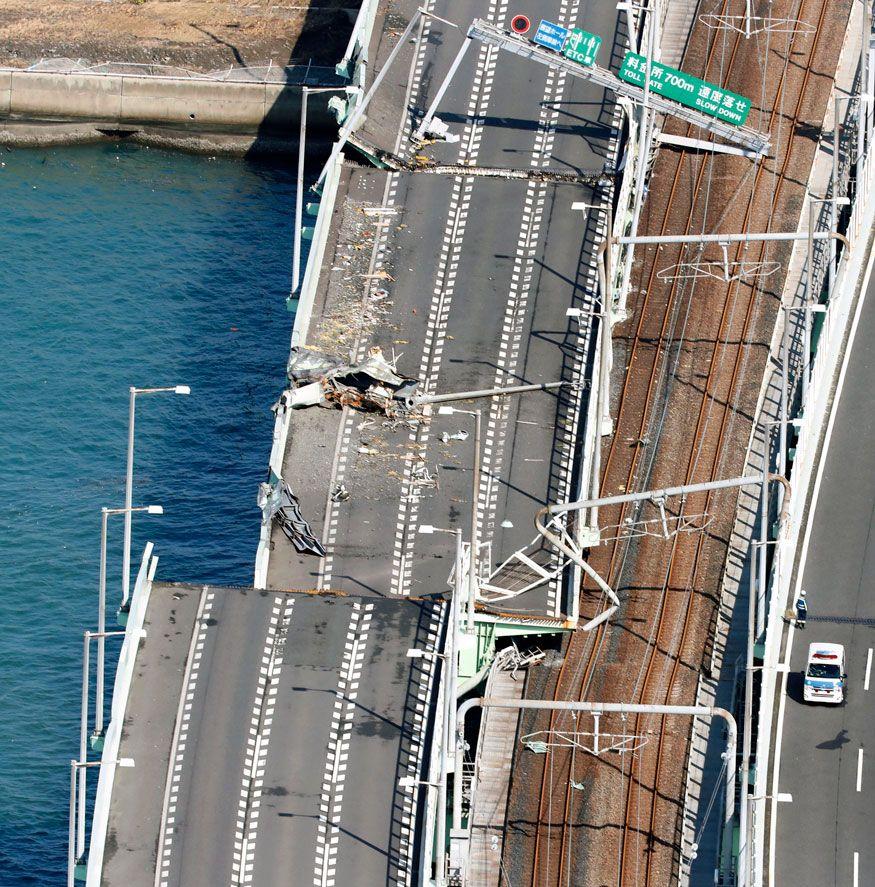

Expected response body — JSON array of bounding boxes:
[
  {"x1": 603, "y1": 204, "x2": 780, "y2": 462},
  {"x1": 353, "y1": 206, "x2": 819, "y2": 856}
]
[
  {"x1": 415, "y1": 379, "x2": 569, "y2": 406},
  {"x1": 534, "y1": 474, "x2": 788, "y2": 630}
]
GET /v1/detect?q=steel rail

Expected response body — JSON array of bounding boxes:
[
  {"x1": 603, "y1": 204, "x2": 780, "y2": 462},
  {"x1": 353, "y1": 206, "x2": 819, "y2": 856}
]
[
  {"x1": 616, "y1": 3, "x2": 830, "y2": 883},
  {"x1": 526, "y1": 3, "x2": 749, "y2": 879},
  {"x1": 527, "y1": 3, "x2": 751, "y2": 881}
]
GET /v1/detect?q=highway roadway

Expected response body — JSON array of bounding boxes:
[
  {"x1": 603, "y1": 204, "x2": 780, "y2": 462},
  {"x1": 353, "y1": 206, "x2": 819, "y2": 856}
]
[
  {"x1": 773, "y1": 265, "x2": 875, "y2": 883},
  {"x1": 102, "y1": 582, "x2": 445, "y2": 887},
  {"x1": 99, "y1": 2, "x2": 624, "y2": 885},
  {"x1": 267, "y1": 0, "x2": 623, "y2": 624}
]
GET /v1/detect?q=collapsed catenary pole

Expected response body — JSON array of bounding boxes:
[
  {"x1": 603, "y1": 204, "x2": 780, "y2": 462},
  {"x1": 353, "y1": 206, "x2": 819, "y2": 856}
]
[{"x1": 535, "y1": 475, "x2": 788, "y2": 630}]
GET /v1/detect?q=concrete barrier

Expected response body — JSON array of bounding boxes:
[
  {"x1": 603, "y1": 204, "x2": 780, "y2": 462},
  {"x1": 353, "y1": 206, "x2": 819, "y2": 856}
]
[{"x1": 0, "y1": 68, "x2": 343, "y2": 136}]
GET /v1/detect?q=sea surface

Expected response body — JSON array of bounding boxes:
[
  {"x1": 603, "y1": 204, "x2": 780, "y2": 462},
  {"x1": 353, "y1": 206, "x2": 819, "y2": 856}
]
[{"x1": 0, "y1": 143, "x2": 300, "y2": 884}]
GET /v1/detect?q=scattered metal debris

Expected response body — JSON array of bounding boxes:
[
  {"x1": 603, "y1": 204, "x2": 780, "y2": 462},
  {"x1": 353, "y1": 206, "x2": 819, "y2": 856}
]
[
  {"x1": 418, "y1": 115, "x2": 460, "y2": 142},
  {"x1": 330, "y1": 482, "x2": 350, "y2": 502},
  {"x1": 411, "y1": 462, "x2": 438, "y2": 489},
  {"x1": 287, "y1": 345, "x2": 421, "y2": 416},
  {"x1": 272, "y1": 483, "x2": 326, "y2": 557}
]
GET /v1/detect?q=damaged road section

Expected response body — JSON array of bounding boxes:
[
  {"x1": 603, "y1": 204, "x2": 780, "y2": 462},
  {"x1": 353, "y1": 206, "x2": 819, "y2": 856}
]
[
  {"x1": 258, "y1": 481, "x2": 326, "y2": 557},
  {"x1": 286, "y1": 345, "x2": 420, "y2": 417}
]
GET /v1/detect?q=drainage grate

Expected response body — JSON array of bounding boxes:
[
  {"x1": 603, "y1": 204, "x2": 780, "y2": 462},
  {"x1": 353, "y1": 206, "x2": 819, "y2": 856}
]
[{"x1": 806, "y1": 615, "x2": 875, "y2": 626}]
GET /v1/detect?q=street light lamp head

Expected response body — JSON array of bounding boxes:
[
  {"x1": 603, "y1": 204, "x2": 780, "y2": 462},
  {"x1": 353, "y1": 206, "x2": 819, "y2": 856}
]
[
  {"x1": 398, "y1": 775, "x2": 417, "y2": 790},
  {"x1": 418, "y1": 525, "x2": 436, "y2": 535},
  {"x1": 118, "y1": 757, "x2": 135, "y2": 768},
  {"x1": 146, "y1": 505, "x2": 164, "y2": 515},
  {"x1": 174, "y1": 385, "x2": 191, "y2": 395},
  {"x1": 406, "y1": 648, "x2": 426, "y2": 659},
  {"x1": 437, "y1": 406, "x2": 455, "y2": 415}
]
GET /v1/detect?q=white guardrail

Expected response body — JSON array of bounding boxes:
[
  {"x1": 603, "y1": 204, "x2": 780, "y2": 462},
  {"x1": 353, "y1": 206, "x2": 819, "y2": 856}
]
[
  {"x1": 254, "y1": 0, "x2": 383, "y2": 592},
  {"x1": 85, "y1": 544, "x2": 158, "y2": 886},
  {"x1": 338, "y1": 0, "x2": 381, "y2": 91},
  {"x1": 253, "y1": 146, "x2": 345, "y2": 589}
]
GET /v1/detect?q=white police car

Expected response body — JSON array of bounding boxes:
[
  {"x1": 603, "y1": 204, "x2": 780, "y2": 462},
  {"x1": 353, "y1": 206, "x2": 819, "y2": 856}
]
[{"x1": 803, "y1": 642, "x2": 846, "y2": 703}]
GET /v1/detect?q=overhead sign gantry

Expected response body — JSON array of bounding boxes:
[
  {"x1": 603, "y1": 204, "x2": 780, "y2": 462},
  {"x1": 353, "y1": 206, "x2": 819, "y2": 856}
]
[{"x1": 415, "y1": 18, "x2": 770, "y2": 156}]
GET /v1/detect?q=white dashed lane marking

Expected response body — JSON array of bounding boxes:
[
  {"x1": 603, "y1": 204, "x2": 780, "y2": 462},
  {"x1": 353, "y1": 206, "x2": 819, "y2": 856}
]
[
  {"x1": 156, "y1": 586, "x2": 215, "y2": 887},
  {"x1": 390, "y1": 603, "x2": 446, "y2": 887},
  {"x1": 313, "y1": 602, "x2": 374, "y2": 887},
  {"x1": 232, "y1": 595, "x2": 295, "y2": 887},
  {"x1": 391, "y1": 0, "x2": 508, "y2": 597},
  {"x1": 320, "y1": 1, "x2": 435, "y2": 590}
]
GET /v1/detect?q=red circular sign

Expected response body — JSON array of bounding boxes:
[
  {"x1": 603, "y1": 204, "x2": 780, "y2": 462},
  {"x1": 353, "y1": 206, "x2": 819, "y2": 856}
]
[{"x1": 510, "y1": 14, "x2": 531, "y2": 34}]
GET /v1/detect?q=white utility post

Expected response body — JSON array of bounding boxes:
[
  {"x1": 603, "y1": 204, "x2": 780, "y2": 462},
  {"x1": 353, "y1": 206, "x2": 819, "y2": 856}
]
[
  {"x1": 451, "y1": 698, "x2": 737, "y2": 882},
  {"x1": 437, "y1": 407, "x2": 481, "y2": 633},
  {"x1": 121, "y1": 385, "x2": 189, "y2": 610},
  {"x1": 96, "y1": 505, "x2": 161, "y2": 739},
  {"x1": 616, "y1": 0, "x2": 660, "y2": 310},
  {"x1": 435, "y1": 19, "x2": 769, "y2": 153},
  {"x1": 616, "y1": 230, "x2": 850, "y2": 246},
  {"x1": 418, "y1": 524, "x2": 463, "y2": 886},
  {"x1": 293, "y1": 86, "x2": 339, "y2": 293}
]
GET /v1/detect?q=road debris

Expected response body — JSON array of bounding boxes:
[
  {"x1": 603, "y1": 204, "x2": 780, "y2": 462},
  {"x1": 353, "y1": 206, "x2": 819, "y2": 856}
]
[
  {"x1": 287, "y1": 345, "x2": 421, "y2": 417},
  {"x1": 269, "y1": 483, "x2": 325, "y2": 557}
]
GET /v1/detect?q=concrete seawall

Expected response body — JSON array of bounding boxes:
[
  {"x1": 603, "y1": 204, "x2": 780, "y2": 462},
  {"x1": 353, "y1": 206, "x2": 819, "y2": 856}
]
[{"x1": 0, "y1": 69, "x2": 345, "y2": 153}]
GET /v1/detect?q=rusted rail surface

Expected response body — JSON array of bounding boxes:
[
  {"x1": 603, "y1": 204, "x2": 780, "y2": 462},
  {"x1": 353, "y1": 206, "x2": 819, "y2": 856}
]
[{"x1": 505, "y1": 1, "x2": 850, "y2": 884}]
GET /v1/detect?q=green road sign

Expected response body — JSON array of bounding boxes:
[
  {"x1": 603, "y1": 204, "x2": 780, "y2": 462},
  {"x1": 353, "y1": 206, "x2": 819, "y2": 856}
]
[
  {"x1": 618, "y1": 51, "x2": 752, "y2": 126},
  {"x1": 562, "y1": 28, "x2": 601, "y2": 67}
]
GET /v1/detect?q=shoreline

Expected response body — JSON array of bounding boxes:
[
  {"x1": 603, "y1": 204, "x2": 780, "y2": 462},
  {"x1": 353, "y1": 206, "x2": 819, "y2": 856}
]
[{"x1": 0, "y1": 118, "x2": 338, "y2": 156}]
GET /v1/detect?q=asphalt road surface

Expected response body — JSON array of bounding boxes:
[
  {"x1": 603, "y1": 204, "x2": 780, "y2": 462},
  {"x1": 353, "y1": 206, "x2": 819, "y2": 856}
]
[
  {"x1": 268, "y1": 0, "x2": 622, "y2": 626},
  {"x1": 103, "y1": 584, "x2": 445, "y2": 887},
  {"x1": 773, "y1": 266, "x2": 875, "y2": 884},
  {"x1": 100, "y1": 1, "x2": 623, "y2": 884}
]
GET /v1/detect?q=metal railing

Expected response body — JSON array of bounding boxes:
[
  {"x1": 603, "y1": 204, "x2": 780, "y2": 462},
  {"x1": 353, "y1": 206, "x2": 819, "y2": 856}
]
[
  {"x1": 68, "y1": 544, "x2": 158, "y2": 887},
  {"x1": 9, "y1": 58, "x2": 344, "y2": 86}
]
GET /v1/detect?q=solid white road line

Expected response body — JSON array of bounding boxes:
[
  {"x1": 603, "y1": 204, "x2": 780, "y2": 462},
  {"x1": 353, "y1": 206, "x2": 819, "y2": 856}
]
[
  {"x1": 857, "y1": 747, "x2": 864, "y2": 792},
  {"x1": 770, "y1": 201, "x2": 875, "y2": 886},
  {"x1": 865, "y1": 648, "x2": 872, "y2": 690},
  {"x1": 854, "y1": 851, "x2": 859, "y2": 887}
]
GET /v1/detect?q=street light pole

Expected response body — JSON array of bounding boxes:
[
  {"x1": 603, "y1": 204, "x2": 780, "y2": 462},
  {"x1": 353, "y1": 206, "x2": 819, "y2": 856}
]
[
  {"x1": 293, "y1": 86, "x2": 338, "y2": 294},
  {"x1": 293, "y1": 86, "x2": 309, "y2": 295},
  {"x1": 78, "y1": 631, "x2": 90, "y2": 860},
  {"x1": 68, "y1": 757, "x2": 134, "y2": 884},
  {"x1": 121, "y1": 385, "x2": 189, "y2": 610}
]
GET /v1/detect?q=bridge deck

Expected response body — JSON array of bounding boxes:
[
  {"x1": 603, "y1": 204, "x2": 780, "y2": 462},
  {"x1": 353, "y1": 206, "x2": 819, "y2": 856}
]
[{"x1": 101, "y1": 582, "x2": 445, "y2": 887}]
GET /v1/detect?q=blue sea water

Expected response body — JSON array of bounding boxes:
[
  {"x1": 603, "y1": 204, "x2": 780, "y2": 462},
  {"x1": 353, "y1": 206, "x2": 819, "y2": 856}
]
[{"x1": 0, "y1": 143, "x2": 300, "y2": 884}]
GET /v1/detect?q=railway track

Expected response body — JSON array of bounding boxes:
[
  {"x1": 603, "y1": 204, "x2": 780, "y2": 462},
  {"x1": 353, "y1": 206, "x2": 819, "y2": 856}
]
[{"x1": 518, "y1": 1, "x2": 838, "y2": 884}]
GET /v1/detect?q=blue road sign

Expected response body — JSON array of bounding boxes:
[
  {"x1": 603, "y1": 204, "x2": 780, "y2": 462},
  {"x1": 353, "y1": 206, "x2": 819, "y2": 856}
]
[{"x1": 533, "y1": 19, "x2": 569, "y2": 53}]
